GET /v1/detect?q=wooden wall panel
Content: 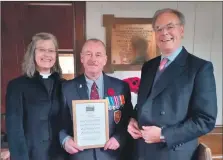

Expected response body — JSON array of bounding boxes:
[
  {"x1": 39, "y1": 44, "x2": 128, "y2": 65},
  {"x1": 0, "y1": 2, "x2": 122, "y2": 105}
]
[
  {"x1": 24, "y1": 3, "x2": 73, "y2": 49},
  {"x1": 1, "y1": 2, "x2": 26, "y2": 132},
  {"x1": 1, "y1": 1, "x2": 86, "y2": 134},
  {"x1": 1, "y1": 2, "x2": 86, "y2": 134},
  {"x1": 1, "y1": 2, "x2": 26, "y2": 111},
  {"x1": 73, "y1": 2, "x2": 86, "y2": 75}
]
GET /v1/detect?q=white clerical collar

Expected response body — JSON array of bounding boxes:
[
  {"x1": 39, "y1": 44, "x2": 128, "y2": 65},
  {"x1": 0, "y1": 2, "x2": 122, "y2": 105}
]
[{"x1": 40, "y1": 72, "x2": 51, "y2": 79}]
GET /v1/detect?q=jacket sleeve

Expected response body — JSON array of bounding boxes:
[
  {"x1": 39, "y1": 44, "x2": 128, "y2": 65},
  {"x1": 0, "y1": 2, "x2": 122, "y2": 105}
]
[
  {"x1": 162, "y1": 62, "x2": 218, "y2": 149},
  {"x1": 6, "y1": 80, "x2": 29, "y2": 160},
  {"x1": 59, "y1": 83, "x2": 73, "y2": 145},
  {"x1": 113, "y1": 82, "x2": 133, "y2": 150}
]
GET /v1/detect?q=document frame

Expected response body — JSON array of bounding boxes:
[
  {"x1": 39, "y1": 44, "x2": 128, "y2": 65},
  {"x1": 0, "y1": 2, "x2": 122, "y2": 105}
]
[{"x1": 72, "y1": 99, "x2": 109, "y2": 149}]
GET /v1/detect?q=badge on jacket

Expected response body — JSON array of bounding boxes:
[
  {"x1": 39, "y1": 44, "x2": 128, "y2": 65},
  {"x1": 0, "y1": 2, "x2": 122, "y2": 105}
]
[{"x1": 114, "y1": 110, "x2": 121, "y2": 124}]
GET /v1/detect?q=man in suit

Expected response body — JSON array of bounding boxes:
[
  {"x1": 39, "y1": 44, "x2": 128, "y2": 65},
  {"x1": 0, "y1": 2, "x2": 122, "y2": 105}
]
[
  {"x1": 127, "y1": 8, "x2": 218, "y2": 160},
  {"x1": 59, "y1": 38, "x2": 133, "y2": 160}
]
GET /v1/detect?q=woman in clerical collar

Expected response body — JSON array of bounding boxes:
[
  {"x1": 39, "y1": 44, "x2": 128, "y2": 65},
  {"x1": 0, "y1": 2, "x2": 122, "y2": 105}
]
[{"x1": 5, "y1": 32, "x2": 66, "y2": 160}]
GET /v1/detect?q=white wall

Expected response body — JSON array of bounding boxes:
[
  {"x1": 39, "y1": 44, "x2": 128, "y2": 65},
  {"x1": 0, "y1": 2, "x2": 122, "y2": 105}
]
[{"x1": 86, "y1": 2, "x2": 222, "y2": 125}]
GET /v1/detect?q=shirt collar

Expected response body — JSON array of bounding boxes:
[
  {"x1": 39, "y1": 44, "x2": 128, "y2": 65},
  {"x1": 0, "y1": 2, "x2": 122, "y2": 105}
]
[
  {"x1": 85, "y1": 73, "x2": 103, "y2": 89},
  {"x1": 39, "y1": 72, "x2": 51, "y2": 79},
  {"x1": 161, "y1": 46, "x2": 183, "y2": 62}
]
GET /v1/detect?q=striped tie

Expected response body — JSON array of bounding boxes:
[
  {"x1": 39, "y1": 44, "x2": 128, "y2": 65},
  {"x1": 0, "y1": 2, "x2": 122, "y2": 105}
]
[{"x1": 159, "y1": 58, "x2": 168, "y2": 71}]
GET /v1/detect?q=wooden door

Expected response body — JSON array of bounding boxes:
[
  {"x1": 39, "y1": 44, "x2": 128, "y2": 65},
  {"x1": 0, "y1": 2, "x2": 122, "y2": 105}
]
[{"x1": 1, "y1": 1, "x2": 86, "y2": 133}]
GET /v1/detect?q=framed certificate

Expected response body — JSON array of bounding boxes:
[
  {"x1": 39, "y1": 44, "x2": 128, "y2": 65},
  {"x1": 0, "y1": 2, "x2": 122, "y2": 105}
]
[{"x1": 72, "y1": 99, "x2": 109, "y2": 149}]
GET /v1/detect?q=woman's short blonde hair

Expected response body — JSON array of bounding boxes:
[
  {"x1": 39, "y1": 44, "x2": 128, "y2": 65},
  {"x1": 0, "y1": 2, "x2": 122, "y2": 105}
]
[{"x1": 22, "y1": 32, "x2": 62, "y2": 78}]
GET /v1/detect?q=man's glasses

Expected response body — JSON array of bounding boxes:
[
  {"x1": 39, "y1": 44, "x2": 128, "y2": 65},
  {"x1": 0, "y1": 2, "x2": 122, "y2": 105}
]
[
  {"x1": 154, "y1": 23, "x2": 181, "y2": 33},
  {"x1": 35, "y1": 48, "x2": 56, "y2": 54}
]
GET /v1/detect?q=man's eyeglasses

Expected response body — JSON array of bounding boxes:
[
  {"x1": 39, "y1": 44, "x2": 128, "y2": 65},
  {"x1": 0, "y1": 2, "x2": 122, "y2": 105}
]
[
  {"x1": 35, "y1": 48, "x2": 56, "y2": 54},
  {"x1": 154, "y1": 23, "x2": 181, "y2": 33}
]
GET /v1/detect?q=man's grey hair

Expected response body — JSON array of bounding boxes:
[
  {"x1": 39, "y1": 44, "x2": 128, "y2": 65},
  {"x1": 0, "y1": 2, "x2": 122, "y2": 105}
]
[
  {"x1": 81, "y1": 38, "x2": 106, "y2": 54},
  {"x1": 22, "y1": 32, "x2": 62, "y2": 78},
  {"x1": 152, "y1": 8, "x2": 185, "y2": 28}
]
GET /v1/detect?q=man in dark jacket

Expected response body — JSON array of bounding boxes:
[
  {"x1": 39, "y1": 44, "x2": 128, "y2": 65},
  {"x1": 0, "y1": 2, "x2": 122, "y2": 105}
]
[
  {"x1": 128, "y1": 8, "x2": 217, "y2": 160},
  {"x1": 60, "y1": 38, "x2": 133, "y2": 160}
]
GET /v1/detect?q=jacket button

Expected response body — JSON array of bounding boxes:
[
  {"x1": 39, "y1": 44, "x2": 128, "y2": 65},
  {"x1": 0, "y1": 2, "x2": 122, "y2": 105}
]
[{"x1": 160, "y1": 111, "x2": 165, "y2": 115}]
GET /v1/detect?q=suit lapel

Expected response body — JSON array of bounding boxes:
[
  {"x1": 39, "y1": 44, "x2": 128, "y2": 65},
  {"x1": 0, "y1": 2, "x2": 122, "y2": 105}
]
[
  {"x1": 139, "y1": 57, "x2": 160, "y2": 102},
  {"x1": 103, "y1": 73, "x2": 111, "y2": 98},
  {"x1": 76, "y1": 74, "x2": 89, "y2": 100},
  {"x1": 151, "y1": 47, "x2": 189, "y2": 99}
]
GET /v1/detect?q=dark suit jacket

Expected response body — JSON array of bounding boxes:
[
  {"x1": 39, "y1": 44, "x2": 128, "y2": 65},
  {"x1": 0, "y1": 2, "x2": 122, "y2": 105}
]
[
  {"x1": 6, "y1": 72, "x2": 65, "y2": 160},
  {"x1": 133, "y1": 47, "x2": 217, "y2": 160},
  {"x1": 60, "y1": 73, "x2": 133, "y2": 160}
]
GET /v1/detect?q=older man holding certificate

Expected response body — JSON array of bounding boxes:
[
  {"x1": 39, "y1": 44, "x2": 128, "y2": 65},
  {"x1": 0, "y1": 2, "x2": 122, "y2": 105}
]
[{"x1": 59, "y1": 38, "x2": 133, "y2": 160}]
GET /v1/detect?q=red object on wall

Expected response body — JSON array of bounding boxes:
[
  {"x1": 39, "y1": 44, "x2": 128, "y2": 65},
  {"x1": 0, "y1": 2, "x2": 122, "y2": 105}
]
[{"x1": 123, "y1": 77, "x2": 141, "y2": 94}]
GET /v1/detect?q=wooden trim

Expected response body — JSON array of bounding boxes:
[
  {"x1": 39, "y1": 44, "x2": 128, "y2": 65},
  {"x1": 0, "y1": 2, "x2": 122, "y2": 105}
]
[
  {"x1": 210, "y1": 125, "x2": 223, "y2": 134},
  {"x1": 27, "y1": 2, "x2": 72, "y2": 6},
  {"x1": 62, "y1": 74, "x2": 75, "y2": 80},
  {"x1": 213, "y1": 155, "x2": 223, "y2": 159},
  {"x1": 103, "y1": 14, "x2": 153, "y2": 25},
  {"x1": 72, "y1": 1, "x2": 86, "y2": 76},
  {"x1": 58, "y1": 49, "x2": 74, "y2": 53}
]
